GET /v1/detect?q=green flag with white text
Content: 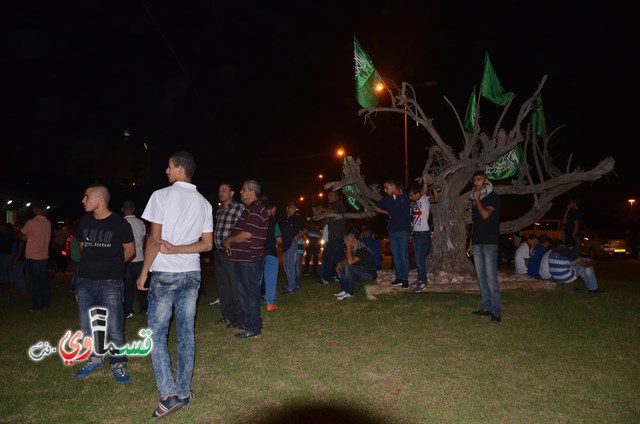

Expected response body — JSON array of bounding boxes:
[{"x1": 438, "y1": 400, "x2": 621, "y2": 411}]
[
  {"x1": 481, "y1": 52, "x2": 514, "y2": 106},
  {"x1": 464, "y1": 85, "x2": 478, "y2": 132},
  {"x1": 530, "y1": 95, "x2": 546, "y2": 136},
  {"x1": 485, "y1": 144, "x2": 523, "y2": 180},
  {"x1": 354, "y1": 36, "x2": 381, "y2": 108}
]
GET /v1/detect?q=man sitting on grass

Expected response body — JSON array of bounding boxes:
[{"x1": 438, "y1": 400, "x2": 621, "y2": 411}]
[
  {"x1": 548, "y1": 238, "x2": 606, "y2": 293},
  {"x1": 334, "y1": 231, "x2": 377, "y2": 300}
]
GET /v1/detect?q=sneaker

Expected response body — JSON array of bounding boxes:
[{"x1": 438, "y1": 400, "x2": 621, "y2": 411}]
[
  {"x1": 471, "y1": 309, "x2": 491, "y2": 317},
  {"x1": 125, "y1": 312, "x2": 134, "y2": 319},
  {"x1": 334, "y1": 291, "x2": 347, "y2": 297},
  {"x1": 235, "y1": 330, "x2": 261, "y2": 339},
  {"x1": 75, "y1": 360, "x2": 104, "y2": 378},
  {"x1": 180, "y1": 391, "x2": 196, "y2": 407},
  {"x1": 281, "y1": 289, "x2": 296, "y2": 295},
  {"x1": 111, "y1": 362, "x2": 130, "y2": 384},
  {"x1": 337, "y1": 292, "x2": 352, "y2": 300},
  {"x1": 215, "y1": 317, "x2": 230, "y2": 325},
  {"x1": 491, "y1": 314, "x2": 502, "y2": 324},
  {"x1": 152, "y1": 395, "x2": 182, "y2": 419},
  {"x1": 589, "y1": 287, "x2": 607, "y2": 294},
  {"x1": 266, "y1": 303, "x2": 279, "y2": 312},
  {"x1": 413, "y1": 283, "x2": 426, "y2": 293},
  {"x1": 209, "y1": 298, "x2": 220, "y2": 306},
  {"x1": 390, "y1": 280, "x2": 402, "y2": 287}
]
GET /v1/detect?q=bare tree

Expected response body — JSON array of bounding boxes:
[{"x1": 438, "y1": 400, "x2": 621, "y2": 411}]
[{"x1": 316, "y1": 76, "x2": 615, "y2": 275}]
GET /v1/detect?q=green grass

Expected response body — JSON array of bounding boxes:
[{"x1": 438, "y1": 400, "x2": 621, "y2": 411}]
[{"x1": 1, "y1": 259, "x2": 639, "y2": 423}]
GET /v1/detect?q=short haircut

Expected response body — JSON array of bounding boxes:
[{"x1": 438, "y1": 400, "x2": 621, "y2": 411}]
[
  {"x1": 170, "y1": 151, "x2": 196, "y2": 178},
  {"x1": 244, "y1": 179, "x2": 261, "y2": 196},
  {"x1": 407, "y1": 183, "x2": 421, "y2": 195},
  {"x1": 87, "y1": 183, "x2": 110, "y2": 203},
  {"x1": 538, "y1": 234, "x2": 551, "y2": 244},
  {"x1": 527, "y1": 233, "x2": 539, "y2": 241},
  {"x1": 219, "y1": 181, "x2": 235, "y2": 192},
  {"x1": 122, "y1": 199, "x2": 135, "y2": 212},
  {"x1": 472, "y1": 170, "x2": 487, "y2": 178},
  {"x1": 384, "y1": 178, "x2": 402, "y2": 188}
]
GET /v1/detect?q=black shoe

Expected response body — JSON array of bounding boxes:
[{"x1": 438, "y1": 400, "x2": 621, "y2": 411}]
[
  {"x1": 401, "y1": 280, "x2": 409, "y2": 289},
  {"x1": 180, "y1": 391, "x2": 195, "y2": 407},
  {"x1": 215, "y1": 318, "x2": 230, "y2": 325},
  {"x1": 152, "y1": 395, "x2": 182, "y2": 419},
  {"x1": 281, "y1": 289, "x2": 296, "y2": 295},
  {"x1": 390, "y1": 280, "x2": 402, "y2": 287},
  {"x1": 472, "y1": 309, "x2": 491, "y2": 317},
  {"x1": 491, "y1": 314, "x2": 502, "y2": 324},
  {"x1": 589, "y1": 288, "x2": 607, "y2": 294},
  {"x1": 235, "y1": 330, "x2": 261, "y2": 339}
]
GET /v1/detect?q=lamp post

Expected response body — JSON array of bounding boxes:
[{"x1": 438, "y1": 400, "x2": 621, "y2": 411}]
[{"x1": 629, "y1": 199, "x2": 636, "y2": 221}]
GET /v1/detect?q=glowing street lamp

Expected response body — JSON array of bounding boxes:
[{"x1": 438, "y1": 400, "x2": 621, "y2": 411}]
[
  {"x1": 629, "y1": 198, "x2": 636, "y2": 220},
  {"x1": 336, "y1": 147, "x2": 345, "y2": 158}
]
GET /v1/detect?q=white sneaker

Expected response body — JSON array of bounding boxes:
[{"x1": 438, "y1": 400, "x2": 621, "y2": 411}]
[
  {"x1": 334, "y1": 291, "x2": 347, "y2": 297},
  {"x1": 337, "y1": 293, "x2": 352, "y2": 300},
  {"x1": 209, "y1": 298, "x2": 220, "y2": 306}
]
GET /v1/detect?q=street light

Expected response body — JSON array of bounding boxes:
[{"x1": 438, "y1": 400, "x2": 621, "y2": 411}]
[
  {"x1": 403, "y1": 84, "x2": 417, "y2": 188},
  {"x1": 629, "y1": 199, "x2": 636, "y2": 220}
]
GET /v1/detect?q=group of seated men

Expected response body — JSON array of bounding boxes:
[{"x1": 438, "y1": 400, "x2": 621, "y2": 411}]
[{"x1": 514, "y1": 233, "x2": 606, "y2": 293}]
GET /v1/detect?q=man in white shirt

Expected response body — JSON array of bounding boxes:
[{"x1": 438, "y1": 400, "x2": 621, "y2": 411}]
[{"x1": 514, "y1": 233, "x2": 539, "y2": 274}]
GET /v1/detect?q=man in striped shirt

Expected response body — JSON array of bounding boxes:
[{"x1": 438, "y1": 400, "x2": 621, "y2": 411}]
[
  {"x1": 548, "y1": 238, "x2": 606, "y2": 293},
  {"x1": 334, "y1": 231, "x2": 377, "y2": 300},
  {"x1": 223, "y1": 180, "x2": 269, "y2": 339}
]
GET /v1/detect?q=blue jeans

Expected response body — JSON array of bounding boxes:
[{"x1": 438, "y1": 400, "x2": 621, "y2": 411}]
[
  {"x1": 234, "y1": 258, "x2": 264, "y2": 334},
  {"x1": 412, "y1": 230, "x2": 432, "y2": 283},
  {"x1": 148, "y1": 271, "x2": 200, "y2": 399},
  {"x1": 389, "y1": 230, "x2": 410, "y2": 282},
  {"x1": 571, "y1": 260, "x2": 598, "y2": 290},
  {"x1": 263, "y1": 255, "x2": 278, "y2": 305},
  {"x1": 75, "y1": 277, "x2": 126, "y2": 364},
  {"x1": 214, "y1": 251, "x2": 243, "y2": 325},
  {"x1": 26, "y1": 259, "x2": 50, "y2": 310},
  {"x1": 472, "y1": 244, "x2": 501, "y2": 315},
  {"x1": 283, "y1": 243, "x2": 300, "y2": 292},
  {"x1": 338, "y1": 264, "x2": 375, "y2": 295}
]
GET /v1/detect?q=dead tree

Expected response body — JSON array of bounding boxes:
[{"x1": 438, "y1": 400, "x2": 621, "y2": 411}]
[{"x1": 317, "y1": 76, "x2": 615, "y2": 275}]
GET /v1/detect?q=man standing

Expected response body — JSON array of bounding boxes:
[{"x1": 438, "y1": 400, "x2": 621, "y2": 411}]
[
  {"x1": 280, "y1": 201, "x2": 306, "y2": 295},
  {"x1": 408, "y1": 177, "x2": 439, "y2": 293},
  {"x1": 74, "y1": 184, "x2": 135, "y2": 382},
  {"x1": 20, "y1": 205, "x2": 52, "y2": 310},
  {"x1": 223, "y1": 180, "x2": 269, "y2": 339},
  {"x1": 314, "y1": 191, "x2": 346, "y2": 284},
  {"x1": 122, "y1": 200, "x2": 147, "y2": 318},
  {"x1": 563, "y1": 198, "x2": 582, "y2": 255},
  {"x1": 213, "y1": 183, "x2": 245, "y2": 328},
  {"x1": 469, "y1": 170, "x2": 502, "y2": 323},
  {"x1": 261, "y1": 199, "x2": 282, "y2": 312},
  {"x1": 373, "y1": 179, "x2": 412, "y2": 289},
  {"x1": 137, "y1": 152, "x2": 213, "y2": 419}
]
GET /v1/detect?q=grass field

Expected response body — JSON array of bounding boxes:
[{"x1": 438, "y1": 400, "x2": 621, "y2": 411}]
[{"x1": 1, "y1": 258, "x2": 639, "y2": 423}]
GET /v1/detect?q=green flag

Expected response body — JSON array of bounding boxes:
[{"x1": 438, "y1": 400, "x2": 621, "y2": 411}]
[
  {"x1": 481, "y1": 52, "x2": 515, "y2": 106},
  {"x1": 464, "y1": 85, "x2": 477, "y2": 132},
  {"x1": 485, "y1": 144, "x2": 523, "y2": 180},
  {"x1": 341, "y1": 157, "x2": 362, "y2": 211},
  {"x1": 530, "y1": 95, "x2": 546, "y2": 136},
  {"x1": 354, "y1": 36, "x2": 381, "y2": 108}
]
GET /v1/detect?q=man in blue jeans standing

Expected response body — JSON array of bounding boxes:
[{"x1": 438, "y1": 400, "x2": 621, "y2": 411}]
[
  {"x1": 469, "y1": 170, "x2": 502, "y2": 324},
  {"x1": 74, "y1": 184, "x2": 135, "y2": 382},
  {"x1": 223, "y1": 180, "x2": 269, "y2": 340},
  {"x1": 137, "y1": 152, "x2": 213, "y2": 419},
  {"x1": 373, "y1": 179, "x2": 412, "y2": 289}
]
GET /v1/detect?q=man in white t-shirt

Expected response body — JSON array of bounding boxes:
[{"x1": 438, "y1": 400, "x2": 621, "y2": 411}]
[
  {"x1": 136, "y1": 152, "x2": 213, "y2": 420},
  {"x1": 407, "y1": 177, "x2": 439, "y2": 293},
  {"x1": 514, "y1": 234, "x2": 539, "y2": 274}
]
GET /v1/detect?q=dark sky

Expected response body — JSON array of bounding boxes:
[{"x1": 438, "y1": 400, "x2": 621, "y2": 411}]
[{"x1": 3, "y1": 1, "x2": 637, "y2": 224}]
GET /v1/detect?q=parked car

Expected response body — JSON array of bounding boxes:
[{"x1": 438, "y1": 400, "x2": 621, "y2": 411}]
[
  {"x1": 521, "y1": 219, "x2": 565, "y2": 242},
  {"x1": 580, "y1": 230, "x2": 631, "y2": 258}
]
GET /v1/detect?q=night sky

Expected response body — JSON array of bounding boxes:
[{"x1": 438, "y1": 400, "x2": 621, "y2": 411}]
[{"x1": 4, "y1": 1, "x2": 637, "y2": 226}]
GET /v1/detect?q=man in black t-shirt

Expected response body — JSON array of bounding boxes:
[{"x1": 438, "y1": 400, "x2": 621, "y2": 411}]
[
  {"x1": 334, "y1": 231, "x2": 377, "y2": 300},
  {"x1": 74, "y1": 184, "x2": 135, "y2": 384}
]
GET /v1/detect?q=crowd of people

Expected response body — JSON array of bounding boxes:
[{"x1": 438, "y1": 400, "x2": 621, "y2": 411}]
[{"x1": 6, "y1": 157, "x2": 614, "y2": 419}]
